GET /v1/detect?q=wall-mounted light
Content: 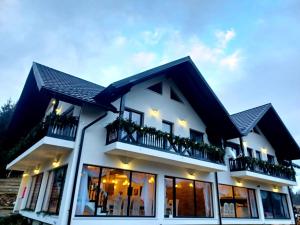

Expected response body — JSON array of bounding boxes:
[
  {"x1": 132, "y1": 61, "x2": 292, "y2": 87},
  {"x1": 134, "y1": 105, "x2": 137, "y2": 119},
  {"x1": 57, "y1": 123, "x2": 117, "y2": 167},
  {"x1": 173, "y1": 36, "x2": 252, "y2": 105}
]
[
  {"x1": 236, "y1": 179, "x2": 243, "y2": 187},
  {"x1": 273, "y1": 186, "x2": 279, "y2": 192},
  {"x1": 34, "y1": 167, "x2": 40, "y2": 175},
  {"x1": 22, "y1": 172, "x2": 28, "y2": 177},
  {"x1": 149, "y1": 108, "x2": 160, "y2": 117},
  {"x1": 243, "y1": 141, "x2": 248, "y2": 148},
  {"x1": 55, "y1": 106, "x2": 62, "y2": 115},
  {"x1": 52, "y1": 160, "x2": 60, "y2": 168},
  {"x1": 178, "y1": 119, "x2": 187, "y2": 127},
  {"x1": 51, "y1": 99, "x2": 57, "y2": 105},
  {"x1": 261, "y1": 147, "x2": 267, "y2": 154}
]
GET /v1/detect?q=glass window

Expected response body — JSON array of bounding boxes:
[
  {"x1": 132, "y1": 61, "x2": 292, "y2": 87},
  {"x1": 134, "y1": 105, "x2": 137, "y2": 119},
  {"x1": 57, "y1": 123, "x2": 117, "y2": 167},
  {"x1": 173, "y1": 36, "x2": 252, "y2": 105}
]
[
  {"x1": 42, "y1": 166, "x2": 67, "y2": 214},
  {"x1": 164, "y1": 176, "x2": 213, "y2": 218},
  {"x1": 190, "y1": 129, "x2": 204, "y2": 144},
  {"x1": 162, "y1": 121, "x2": 173, "y2": 134},
  {"x1": 75, "y1": 165, "x2": 100, "y2": 215},
  {"x1": 267, "y1": 154, "x2": 275, "y2": 164},
  {"x1": 247, "y1": 148, "x2": 253, "y2": 158},
  {"x1": 261, "y1": 190, "x2": 290, "y2": 219},
  {"x1": 76, "y1": 165, "x2": 156, "y2": 217},
  {"x1": 170, "y1": 88, "x2": 183, "y2": 103},
  {"x1": 218, "y1": 184, "x2": 258, "y2": 218},
  {"x1": 123, "y1": 109, "x2": 143, "y2": 126},
  {"x1": 26, "y1": 173, "x2": 43, "y2": 210},
  {"x1": 256, "y1": 151, "x2": 261, "y2": 160},
  {"x1": 147, "y1": 82, "x2": 163, "y2": 94}
]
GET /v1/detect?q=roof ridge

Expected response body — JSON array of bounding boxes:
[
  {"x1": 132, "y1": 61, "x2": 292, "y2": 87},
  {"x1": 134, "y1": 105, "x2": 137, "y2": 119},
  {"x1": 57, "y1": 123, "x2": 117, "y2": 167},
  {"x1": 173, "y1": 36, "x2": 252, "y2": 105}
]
[
  {"x1": 230, "y1": 103, "x2": 272, "y2": 116},
  {"x1": 33, "y1": 62, "x2": 105, "y2": 89}
]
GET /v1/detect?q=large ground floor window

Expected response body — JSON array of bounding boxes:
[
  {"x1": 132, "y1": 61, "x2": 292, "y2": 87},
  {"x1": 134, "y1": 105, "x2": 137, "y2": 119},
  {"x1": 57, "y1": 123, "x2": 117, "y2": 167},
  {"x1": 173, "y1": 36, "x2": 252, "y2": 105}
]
[
  {"x1": 41, "y1": 166, "x2": 67, "y2": 214},
  {"x1": 26, "y1": 173, "x2": 43, "y2": 210},
  {"x1": 261, "y1": 190, "x2": 290, "y2": 219},
  {"x1": 76, "y1": 165, "x2": 156, "y2": 217},
  {"x1": 164, "y1": 176, "x2": 213, "y2": 218},
  {"x1": 218, "y1": 184, "x2": 258, "y2": 218}
]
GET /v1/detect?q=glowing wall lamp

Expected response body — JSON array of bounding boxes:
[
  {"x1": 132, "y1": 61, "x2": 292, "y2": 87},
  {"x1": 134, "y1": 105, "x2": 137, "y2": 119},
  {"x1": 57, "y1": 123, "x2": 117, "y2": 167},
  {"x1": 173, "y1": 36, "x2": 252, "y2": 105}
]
[
  {"x1": 236, "y1": 179, "x2": 243, "y2": 187},
  {"x1": 243, "y1": 141, "x2": 248, "y2": 148},
  {"x1": 261, "y1": 147, "x2": 267, "y2": 154},
  {"x1": 273, "y1": 186, "x2": 279, "y2": 192},
  {"x1": 149, "y1": 108, "x2": 160, "y2": 117},
  {"x1": 33, "y1": 166, "x2": 40, "y2": 175},
  {"x1": 52, "y1": 159, "x2": 60, "y2": 168},
  {"x1": 178, "y1": 119, "x2": 187, "y2": 127}
]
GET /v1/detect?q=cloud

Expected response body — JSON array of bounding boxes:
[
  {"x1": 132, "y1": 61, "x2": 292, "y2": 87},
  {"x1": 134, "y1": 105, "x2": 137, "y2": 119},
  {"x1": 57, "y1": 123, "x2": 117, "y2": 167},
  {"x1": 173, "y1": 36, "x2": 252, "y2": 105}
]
[
  {"x1": 220, "y1": 50, "x2": 241, "y2": 70},
  {"x1": 215, "y1": 28, "x2": 236, "y2": 49}
]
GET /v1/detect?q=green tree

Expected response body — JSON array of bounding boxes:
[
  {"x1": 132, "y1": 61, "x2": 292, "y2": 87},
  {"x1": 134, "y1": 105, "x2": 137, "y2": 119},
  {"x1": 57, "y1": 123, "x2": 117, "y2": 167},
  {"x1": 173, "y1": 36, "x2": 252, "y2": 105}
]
[{"x1": 0, "y1": 100, "x2": 15, "y2": 177}]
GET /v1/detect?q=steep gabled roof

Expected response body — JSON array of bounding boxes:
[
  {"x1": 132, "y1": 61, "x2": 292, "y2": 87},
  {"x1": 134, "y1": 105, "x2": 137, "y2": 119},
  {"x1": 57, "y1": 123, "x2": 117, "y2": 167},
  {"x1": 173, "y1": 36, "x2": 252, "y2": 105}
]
[
  {"x1": 231, "y1": 104, "x2": 300, "y2": 160},
  {"x1": 231, "y1": 103, "x2": 271, "y2": 135},
  {"x1": 33, "y1": 62, "x2": 106, "y2": 104},
  {"x1": 94, "y1": 56, "x2": 240, "y2": 140}
]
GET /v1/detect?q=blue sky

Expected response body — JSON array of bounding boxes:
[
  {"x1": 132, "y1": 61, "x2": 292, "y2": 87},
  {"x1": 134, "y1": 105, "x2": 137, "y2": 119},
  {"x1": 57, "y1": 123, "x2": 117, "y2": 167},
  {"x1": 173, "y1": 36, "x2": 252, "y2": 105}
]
[{"x1": 0, "y1": 0, "x2": 299, "y2": 146}]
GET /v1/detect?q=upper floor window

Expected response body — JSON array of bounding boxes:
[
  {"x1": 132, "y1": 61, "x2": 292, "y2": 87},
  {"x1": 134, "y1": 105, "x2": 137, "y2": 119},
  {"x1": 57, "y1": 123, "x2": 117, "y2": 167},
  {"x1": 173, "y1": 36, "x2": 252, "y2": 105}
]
[
  {"x1": 218, "y1": 184, "x2": 258, "y2": 218},
  {"x1": 247, "y1": 148, "x2": 253, "y2": 158},
  {"x1": 165, "y1": 176, "x2": 213, "y2": 218},
  {"x1": 255, "y1": 151, "x2": 262, "y2": 160},
  {"x1": 267, "y1": 154, "x2": 275, "y2": 164},
  {"x1": 162, "y1": 120, "x2": 173, "y2": 134},
  {"x1": 123, "y1": 108, "x2": 143, "y2": 126},
  {"x1": 261, "y1": 190, "x2": 290, "y2": 219},
  {"x1": 190, "y1": 129, "x2": 204, "y2": 144},
  {"x1": 147, "y1": 82, "x2": 162, "y2": 94},
  {"x1": 170, "y1": 88, "x2": 183, "y2": 103},
  {"x1": 26, "y1": 173, "x2": 43, "y2": 210},
  {"x1": 76, "y1": 165, "x2": 156, "y2": 217},
  {"x1": 42, "y1": 166, "x2": 67, "y2": 214}
]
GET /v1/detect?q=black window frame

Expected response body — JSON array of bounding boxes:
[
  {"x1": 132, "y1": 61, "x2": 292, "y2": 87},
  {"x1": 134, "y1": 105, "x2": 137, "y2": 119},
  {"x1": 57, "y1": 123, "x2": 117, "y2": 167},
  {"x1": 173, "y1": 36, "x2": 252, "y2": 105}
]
[
  {"x1": 147, "y1": 82, "x2": 163, "y2": 95},
  {"x1": 189, "y1": 129, "x2": 204, "y2": 144},
  {"x1": 75, "y1": 164, "x2": 157, "y2": 218},
  {"x1": 162, "y1": 120, "x2": 173, "y2": 135},
  {"x1": 41, "y1": 165, "x2": 68, "y2": 215},
  {"x1": 255, "y1": 150, "x2": 262, "y2": 160},
  {"x1": 170, "y1": 87, "x2": 183, "y2": 103},
  {"x1": 218, "y1": 184, "x2": 259, "y2": 219},
  {"x1": 164, "y1": 175, "x2": 214, "y2": 218},
  {"x1": 123, "y1": 108, "x2": 144, "y2": 126},
  {"x1": 247, "y1": 148, "x2": 253, "y2": 158},
  {"x1": 267, "y1": 154, "x2": 275, "y2": 164},
  {"x1": 260, "y1": 190, "x2": 290, "y2": 219},
  {"x1": 25, "y1": 173, "x2": 44, "y2": 211}
]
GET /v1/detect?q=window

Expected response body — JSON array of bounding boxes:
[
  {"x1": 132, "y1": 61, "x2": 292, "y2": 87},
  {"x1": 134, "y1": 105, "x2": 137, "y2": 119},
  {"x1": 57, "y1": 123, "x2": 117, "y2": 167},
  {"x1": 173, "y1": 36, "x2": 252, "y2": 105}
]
[
  {"x1": 170, "y1": 88, "x2": 183, "y2": 103},
  {"x1": 123, "y1": 108, "x2": 143, "y2": 126},
  {"x1": 164, "y1": 176, "x2": 213, "y2": 218},
  {"x1": 162, "y1": 120, "x2": 173, "y2": 134},
  {"x1": 147, "y1": 82, "x2": 162, "y2": 94},
  {"x1": 267, "y1": 154, "x2": 275, "y2": 164},
  {"x1": 42, "y1": 166, "x2": 67, "y2": 214},
  {"x1": 26, "y1": 173, "x2": 43, "y2": 210},
  {"x1": 261, "y1": 191, "x2": 290, "y2": 219},
  {"x1": 76, "y1": 165, "x2": 156, "y2": 217},
  {"x1": 190, "y1": 129, "x2": 204, "y2": 144},
  {"x1": 247, "y1": 148, "x2": 253, "y2": 158},
  {"x1": 218, "y1": 184, "x2": 258, "y2": 218},
  {"x1": 255, "y1": 151, "x2": 261, "y2": 160}
]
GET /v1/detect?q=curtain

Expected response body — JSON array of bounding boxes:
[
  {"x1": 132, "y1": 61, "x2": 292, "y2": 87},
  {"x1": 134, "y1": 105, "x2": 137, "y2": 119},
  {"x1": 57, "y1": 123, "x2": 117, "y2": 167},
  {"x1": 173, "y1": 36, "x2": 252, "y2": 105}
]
[{"x1": 75, "y1": 167, "x2": 89, "y2": 215}]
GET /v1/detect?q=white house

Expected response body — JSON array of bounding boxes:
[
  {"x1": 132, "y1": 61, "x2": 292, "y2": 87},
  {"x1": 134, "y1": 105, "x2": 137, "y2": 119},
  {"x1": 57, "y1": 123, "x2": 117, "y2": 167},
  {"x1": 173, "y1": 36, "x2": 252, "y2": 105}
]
[{"x1": 6, "y1": 57, "x2": 300, "y2": 225}]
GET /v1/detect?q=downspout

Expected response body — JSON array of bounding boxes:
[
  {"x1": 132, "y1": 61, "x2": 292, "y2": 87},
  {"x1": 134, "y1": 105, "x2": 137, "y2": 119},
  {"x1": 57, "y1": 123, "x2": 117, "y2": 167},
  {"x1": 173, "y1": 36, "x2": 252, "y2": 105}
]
[
  {"x1": 215, "y1": 172, "x2": 222, "y2": 225},
  {"x1": 67, "y1": 112, "x2": 108, "y2": 225}
]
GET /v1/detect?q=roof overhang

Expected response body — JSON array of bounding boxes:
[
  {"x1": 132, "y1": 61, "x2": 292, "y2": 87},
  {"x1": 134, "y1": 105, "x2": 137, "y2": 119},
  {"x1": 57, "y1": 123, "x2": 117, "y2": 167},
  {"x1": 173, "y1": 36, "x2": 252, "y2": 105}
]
[{"x1": 94, "y1": 57, "x2": 240, "y2": 140}]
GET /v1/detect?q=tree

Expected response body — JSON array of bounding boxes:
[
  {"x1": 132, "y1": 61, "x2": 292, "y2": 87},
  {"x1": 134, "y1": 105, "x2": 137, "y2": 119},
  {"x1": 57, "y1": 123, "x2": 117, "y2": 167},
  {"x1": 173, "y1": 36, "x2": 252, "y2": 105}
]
[{"x1": 0, "y1": 100, "x2": 15, "y2": 177}]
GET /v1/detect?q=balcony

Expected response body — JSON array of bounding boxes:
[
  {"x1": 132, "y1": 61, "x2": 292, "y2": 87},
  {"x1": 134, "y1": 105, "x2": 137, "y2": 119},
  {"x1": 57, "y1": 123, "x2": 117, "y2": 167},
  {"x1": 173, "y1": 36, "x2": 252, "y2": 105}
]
[
  {"x1": 103, "y1": 118, "x2": 227, "y2": 172},
  {"x1": 7, "y1": 114, "x2": 79, "y2": 171},
  {"x1": 229, "y1": 157, "x2": 297, "y2": 186}
]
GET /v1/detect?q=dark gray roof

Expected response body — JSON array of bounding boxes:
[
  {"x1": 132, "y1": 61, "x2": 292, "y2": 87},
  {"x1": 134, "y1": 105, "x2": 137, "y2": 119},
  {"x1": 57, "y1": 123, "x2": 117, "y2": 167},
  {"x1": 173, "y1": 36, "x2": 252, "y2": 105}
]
[
  {"x1": 230, "y1": 103, "x2": 271, "y2": 135},
  {"x1": 33, "y1": 62, "x2": 105, "y2": 104}
]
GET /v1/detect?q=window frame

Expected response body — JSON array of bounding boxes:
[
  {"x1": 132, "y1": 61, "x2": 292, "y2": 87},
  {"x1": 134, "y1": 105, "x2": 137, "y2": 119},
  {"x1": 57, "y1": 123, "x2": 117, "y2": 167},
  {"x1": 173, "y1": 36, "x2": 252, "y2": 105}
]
[
  {"x1": 218, "y1": 184, "x2": 259, "y2": 219},
  {"x1": 247, "y1": 148, "x2": 253, "y2": 158},
  {"x1": 41, "y1": 165, "x2": 68, "y2": 215},
  {"x1": 164, "y1": 175, "x2": 214, "y2": 218},
  {"x1": 123, "y1": 107, "x2": 144, "y2": 126},
  {"x1": 260, "y1": 190, "x2": 290, "y2": 219},
  {"x1": 189, "y1": 129, "x2": 204, "y2": 144},
  {"x1": 255, "y1": 150, "x2": 262, "y2": 160},
  {"x1": 75, "y1": 164, "x2": 157, "y2": 218},
  {"x1": 25, "y1": 173, "x2": 44, "y2": 211},
  {"x1": 147, "y1": 82, "x2": 163, "y2": 95},
  {"x1": 162, "y1": 120, "x2": 173, "y2": 135},
  {"x1": 267, "y1": 154, "x2": 275, "y2": 164}
]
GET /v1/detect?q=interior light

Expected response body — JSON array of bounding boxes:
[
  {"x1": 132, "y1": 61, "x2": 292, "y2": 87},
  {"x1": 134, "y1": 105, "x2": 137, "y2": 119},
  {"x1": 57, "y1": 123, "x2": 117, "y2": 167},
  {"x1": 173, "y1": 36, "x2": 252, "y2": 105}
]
[
  {"x1": 22, "y1": 172, "x2": 28, "y2": 177},
  {"x1": 52, "y1": 160, "x2": 60, "y2": 168},
  {"x1": 189, "y1": 183, "x2": 194, "y2": 188},
  {"x1": 55, "y1": 107, "x2": 62, "y2": 115}
]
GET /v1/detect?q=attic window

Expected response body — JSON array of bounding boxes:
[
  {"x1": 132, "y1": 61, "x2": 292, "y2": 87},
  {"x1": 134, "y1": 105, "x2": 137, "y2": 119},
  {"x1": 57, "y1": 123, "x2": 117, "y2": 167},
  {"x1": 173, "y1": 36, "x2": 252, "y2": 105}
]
[
  {"x1": 253, "y1": 127, "x2": 260, "y2": 135},
  {"x1": 147, "y1": 82, "x2": 162, "y2": 94},
  {"x1": 170, "y1": 88, "x2": 183, "y2": 103}
]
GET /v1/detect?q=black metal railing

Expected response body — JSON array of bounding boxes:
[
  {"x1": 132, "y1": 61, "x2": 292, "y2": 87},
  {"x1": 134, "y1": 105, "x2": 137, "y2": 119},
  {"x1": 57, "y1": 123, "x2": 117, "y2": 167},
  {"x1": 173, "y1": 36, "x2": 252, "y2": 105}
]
[
  {"x1": 10, "y1": 114, "x2": 79, "y2": 158},
  {"x1": 229, "y1": 157, "x2": 296, "y2": 181},
  {"x1": 106, "y1": 119, "x2": 225, "y2": 165}
]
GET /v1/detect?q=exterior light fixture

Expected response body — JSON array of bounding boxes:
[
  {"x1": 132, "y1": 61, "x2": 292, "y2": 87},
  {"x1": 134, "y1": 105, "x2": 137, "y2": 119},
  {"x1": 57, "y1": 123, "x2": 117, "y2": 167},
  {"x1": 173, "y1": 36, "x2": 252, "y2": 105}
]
[
  {"x1": 51, "y1": 99, "x2": 56, "y2": 105},
  {"x1": 22, "y1": 172, "x2": 28, "y2": 177},
  {"x1": 178, "y1": 119, "x2": 187, "y2": 127},
  {"x1": 273, "y1": 186, "x2": 279, "y2": 192},
  {"x1": 236, "y1": 179, "x2": 243, "y2": 186},
  {"x1": 261, "y1": 147, "x2": 267, "y2": 154},
  {"x1": 34, "y1": 167, "x2": 40, "y2": 175},
  {"x1": 243, "y1": 141, "x2": 247, "y2": 148},
  {"x1": 52, "y1": 159, "x2": 60, "y2": 168},
  {"x1": 55, "y1": 107, "x2": 62, "y2": 115},
  {"x1": 149, "y1": 108, "x2": 159, "y2": 117}
]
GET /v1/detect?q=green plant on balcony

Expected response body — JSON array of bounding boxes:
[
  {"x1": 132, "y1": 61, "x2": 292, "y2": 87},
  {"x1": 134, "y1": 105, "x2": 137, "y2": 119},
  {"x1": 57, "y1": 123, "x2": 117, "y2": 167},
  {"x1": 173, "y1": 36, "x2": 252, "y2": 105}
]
[{"x1": 106, "y1": 117, "x2": 225, "y2": 162}]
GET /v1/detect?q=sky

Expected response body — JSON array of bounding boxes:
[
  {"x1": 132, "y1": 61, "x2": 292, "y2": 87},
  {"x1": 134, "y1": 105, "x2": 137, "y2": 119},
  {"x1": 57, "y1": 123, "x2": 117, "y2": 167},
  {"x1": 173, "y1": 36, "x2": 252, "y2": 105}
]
[{"x1": 0, "y1": 0, "x2": 299, "y2": 145}]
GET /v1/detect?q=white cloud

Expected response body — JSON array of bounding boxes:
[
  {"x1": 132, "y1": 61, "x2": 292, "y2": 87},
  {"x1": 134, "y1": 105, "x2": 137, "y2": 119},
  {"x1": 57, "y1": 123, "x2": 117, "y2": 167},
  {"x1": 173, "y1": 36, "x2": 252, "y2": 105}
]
[
  {"x1": 131, "y1": 51, "x2": 157, "y2": 69},
  {"x1": 220, "y1": 50, "x2": 241, "y2": 70},
  {"x1": 215, "y1": 28, "x2": 236, "y2": 49},
  {"x1": 141, "y1": 29, "x2": 165, "y2": 45}
]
